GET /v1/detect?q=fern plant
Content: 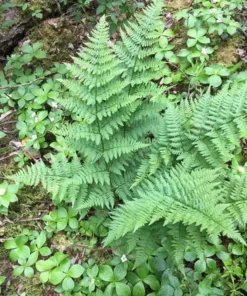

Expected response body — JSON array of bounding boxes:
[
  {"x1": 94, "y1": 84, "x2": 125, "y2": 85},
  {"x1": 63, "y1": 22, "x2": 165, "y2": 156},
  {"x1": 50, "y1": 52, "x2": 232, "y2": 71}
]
[
  {"x1": 105, "y1": 83, "x2": 247, "y2": 266},
  {"x1": 9, "y1": 1, "x2": 167, "y2": 210}
]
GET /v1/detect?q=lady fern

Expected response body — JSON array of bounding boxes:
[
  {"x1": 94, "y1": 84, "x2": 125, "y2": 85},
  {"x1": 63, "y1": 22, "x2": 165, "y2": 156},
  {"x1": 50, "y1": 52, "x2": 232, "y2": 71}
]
[
  {"x1": 9, "y1": 1, "x2": 167, "y2": 210},
  {"x1": 106, "y1": 83, "x2": 247, "y2": 266}
]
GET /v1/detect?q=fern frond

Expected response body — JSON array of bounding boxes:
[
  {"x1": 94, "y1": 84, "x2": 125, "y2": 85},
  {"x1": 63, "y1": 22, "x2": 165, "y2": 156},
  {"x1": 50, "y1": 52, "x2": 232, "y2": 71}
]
[
  {"x1": 105, "y1": 166, "x2": 244, "y2": 246},
  {"x1": 224, "y1": 175, "x2": 247, "y2": 226}
]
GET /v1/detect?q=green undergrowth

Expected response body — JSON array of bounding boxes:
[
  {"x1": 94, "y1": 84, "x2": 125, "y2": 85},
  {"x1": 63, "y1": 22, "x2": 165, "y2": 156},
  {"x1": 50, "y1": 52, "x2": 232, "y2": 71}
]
[{"x1": 1, "y1": 0, "x2": 247, "y2": 295}]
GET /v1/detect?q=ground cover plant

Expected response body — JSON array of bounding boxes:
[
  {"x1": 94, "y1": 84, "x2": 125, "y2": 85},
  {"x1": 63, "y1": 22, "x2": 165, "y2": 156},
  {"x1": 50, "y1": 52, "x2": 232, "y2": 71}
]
[{"x1": 1, "y1": 0, "x2": 247, "y2": 295}]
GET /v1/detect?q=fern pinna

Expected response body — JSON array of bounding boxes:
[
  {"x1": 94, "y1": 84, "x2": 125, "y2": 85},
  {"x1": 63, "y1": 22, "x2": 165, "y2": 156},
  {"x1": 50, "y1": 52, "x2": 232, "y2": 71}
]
[
  {"x1": 9, "y1": 1, "x2": 167, "y2": 210},
  {"x1": 106, "y1": 83, "x2": 247, "y2": 266}
]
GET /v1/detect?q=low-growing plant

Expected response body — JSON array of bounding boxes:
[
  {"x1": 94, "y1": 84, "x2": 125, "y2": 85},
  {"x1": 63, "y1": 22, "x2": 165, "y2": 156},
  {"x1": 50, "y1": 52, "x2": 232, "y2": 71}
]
[
  {"x1": 2, "y1": 1, "x2": 247, "y2": 295},
  {"x1": 43, "y1": 208, "x2": 79, "y2": 233},
  {"x1": 0, "y1": 181, "x2": 19, "y2": 215},
  {"x1": 36, "y1": 251, "x2": 84, "y2": 292}
]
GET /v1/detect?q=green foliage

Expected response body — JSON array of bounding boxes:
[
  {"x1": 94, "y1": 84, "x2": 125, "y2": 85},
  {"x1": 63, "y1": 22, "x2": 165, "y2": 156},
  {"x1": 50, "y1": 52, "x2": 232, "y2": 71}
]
[
  {"x1": 0, "y1": 42, "x2": 65, "y2": 152},
  {"x1": 0, "y1": 181, "x2": 19, "y2": 215},
  {"x1": 1, "y1": 1, "x2": 247, "y2": 295},
  {"x1": 0, "y1": 2, "x2": 18, "y2": 30},
  {"x1": 0, "y1": 276, "x2": 6, "y2": 294},
  {"x1": 5, "y1": 235, "x2": 31, "y2": 261},
  {"x1": 73, "y1": 0, "x2": 145, "y2": 33},
  {"x1": 43, "y1": 207, "x2": 79, "y2": 232},
  {"x1": 106, "y1": 82, "x2": 247, "y2": 266},
  {"x1": 10, "y1": 1, "x2": 167, "y2": 210},
  {"x1": 176, "y1": 0, "x2": 243, "y2": 36}
]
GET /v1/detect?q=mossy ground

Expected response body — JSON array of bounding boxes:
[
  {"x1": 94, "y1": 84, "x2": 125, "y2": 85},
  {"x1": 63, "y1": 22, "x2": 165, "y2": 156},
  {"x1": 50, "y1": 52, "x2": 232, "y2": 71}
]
[
  {"x1": 28, "y1": 17, "x2": 85, "y2": 66},
  {"x1": 1, "y1": 1, "x2": 247, "y2": 295},
  {"x1": 0, "y1": 130, "x2": 49, "y2": 295},
  {"x1": 166, "y1": 0, "x2": 192, "y2": 12},
  {"x1": 215, "y1": 35, "x2": 246, "y2": 65}
]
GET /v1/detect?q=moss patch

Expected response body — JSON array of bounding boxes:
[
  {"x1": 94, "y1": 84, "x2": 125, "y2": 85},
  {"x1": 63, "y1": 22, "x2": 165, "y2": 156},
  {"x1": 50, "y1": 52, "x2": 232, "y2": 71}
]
[
  {"x1": 215, "y1": 36, "x2": 245, "y2": 65},
  {"x1": 166, "y1": 0, "x2": 192, "y2": 11},
  {"x1": 28, "y1": 17, "x2": 86, "y2": 67},
  {"x1": 5, "y1": 274, "x2": 46, "y2": 296}
]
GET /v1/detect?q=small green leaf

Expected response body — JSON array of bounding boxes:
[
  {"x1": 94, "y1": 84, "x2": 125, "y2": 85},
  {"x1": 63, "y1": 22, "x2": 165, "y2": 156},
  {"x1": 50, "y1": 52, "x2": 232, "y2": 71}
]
[
  {"x1": 115, "y1": 282, "x2": 131, "y2": 296},
  {"x1": 40, "y1": 271, "x2": 49, "y2": 283},
  {"x1": 164, "y1": 29, "x2": 174, "y2": 37},
  {"x1": 133, "y1": 281, "x2": 145, "y2": 296},
  {"x1": 99, "y1": 265, "x2": 114, "y2": 282},
  {"x1": 18, "y1": 245, "x2": 30, "y2": 260},
  {"x1": 36, "y1": 259, "x2": 56, "y2": 272},
  {"x1": 10, "y1": 249, "x2": 19, "y2": 261},
  {"x1": 39, "y1": 247, "x2": 51, "y2": 256},
  {"x1": 227, "y1": 26, "x2": 237, "y2": 35},
  {"x1": 232, "y1": 244, "x2": 244, "y2": 255},
  {"x1": 27, "y1": 251, "x2": 38, "y2": 266},
  {"x1": 144, "y1": 275, "x2": 160, "y2": 291},
  {"x1": 32, "y1": 89, "x2": 44, "y2": 97},
  {"x1": 114, "y1": 265, "x2": 127, "y2": 281},
  {"x1": 21, "y1": 44, "x2": 33, "y2": 53},
  {"x1": 49, "y1": 268, "x2": 66, "y2": 285},
  {"x1": 0, "y1": 276, "x2": 5, "y2": 285},
  {"x1": 194, "y1": 259, "x2": 207, "y2": 273},
  {"x1": 208, "y1": 75, "x2": 222, "y2": 87},
  {"x1": 16, "y1": 236, "x2": 28, "y2": 246},
  {"x1": 33, "y1": 42, "x2": 43, "y2": 51},
  {"x1": 57, "y1": 207, "x2": 68, "y2": 218},
  {"x1": 13, "y1": 266, "x2": 24, "y2": 276},
  {"x1": 187, "y1": 29, "x2": 197, "y2": 38},
  {"x1": 0, "y1": 131, "x2": 6, "y2": 139},
  {"x1": 159, "y1": 36, "x2": 168, "y2": 48},
  {"x1": 35, "y1": 50, "x2": 46, "y2": 59},
  {"x1": 36, "y1": 231, "x2": 46, "y2": 249},
  {"x1": 22, "y1": 53, "x2": 33, "y2": 63},
  {"x1": 198, "y1": 36, "x2": 210, "y2": 44},
  {"x1": 68, "y1": 264, "x2": 85, "y2": 278},
  {"x1": 206, "y1": 258, "x2": 217, "y2": 270},
  {"x1": 149, "y1": 257, "x2": 166, "y2": 272},
  {"x1": 57, "y1": 219, "x2": 68, "y2": 231},
  {"x1": 62, "y1": 277, "x2": 75, "y2": 291},
  {"x1": 4, "y1": 239, "x2": 17, "y2": 249},
  {"x1": 216, "y1": 251, "x2": 230, "y2": 261},
  {"x1": 24, "y1": 267, "x2": 34, "y2": 278},
  {"x1": 87, "y1": 265, "x2": 99, "y2": 278},
  {"x1": 96, "y1": 4, "x2": 105, "y2": 14},
  {"x1": 136, "y1": 263, "x2": 149, "y2": 280},
  {"x1": 69, "y1": 217, "x2": 78, "y2": 229},
  {"x1": 187, "y1": 38, "x2": 197, "y2": 47}
]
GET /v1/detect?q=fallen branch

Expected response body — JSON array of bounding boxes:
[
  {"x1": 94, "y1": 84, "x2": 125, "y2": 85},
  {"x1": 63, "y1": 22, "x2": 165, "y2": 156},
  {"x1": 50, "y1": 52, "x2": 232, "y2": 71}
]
[
  {"x1": 0, "y1": 121, "x2": 17, "y2": 126},
  {"x1": 238, "y1": 28, "x2": 247, "y2": 39},
  {"x1": 0, "y1": 110, "x2": 14, "y2": 122},
  {"x1": 15, "y1": 217, "x2": 43, "y2": 222},
  {"x1": 0, "y1": 77, "x2": 46, "y2": 90},
  {"x1": 72, "y1": 244, "x2": 114, "y2": 252},
  {"x1": 0, "y1": 151, "x2": 18, "y2": 162}
]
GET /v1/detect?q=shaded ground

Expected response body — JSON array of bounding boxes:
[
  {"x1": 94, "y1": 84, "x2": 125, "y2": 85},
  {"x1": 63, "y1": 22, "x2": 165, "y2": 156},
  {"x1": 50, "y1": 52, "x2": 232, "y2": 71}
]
[{"x1": 0, "y1": 0, "x2": 247, "y2": 295}]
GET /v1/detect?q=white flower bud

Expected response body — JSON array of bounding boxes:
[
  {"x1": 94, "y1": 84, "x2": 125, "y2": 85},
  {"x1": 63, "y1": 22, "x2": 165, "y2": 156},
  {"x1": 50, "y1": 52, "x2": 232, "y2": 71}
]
[
  {"x1": 121, "y1": 254, "x2": 127, "y2": 262},
  {"x1": 0, "y1": 188, "x2": 6, "y2": 196},
  {"x1": 238, "y1": 166, "x2": 245, "y2": 174}
]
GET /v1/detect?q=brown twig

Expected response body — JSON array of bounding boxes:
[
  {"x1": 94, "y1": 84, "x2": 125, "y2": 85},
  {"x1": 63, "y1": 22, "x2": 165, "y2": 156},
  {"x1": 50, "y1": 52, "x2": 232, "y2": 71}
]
[
  {"x1": 73, "y1": 244, "x2": 114, "y2": 252},
  {"x1": 0, "y1": 110, "x2": 14, "y2": 122},
  {"x1": 0, "y1": 217, "x2": 44, "y2": 226},
  {"x1": 0, "y1": 152, "x2": 18, "y2": 162},
  {"x1": 164, "y1": 58, "x2": 190, "y2": 81},
  {"x1": 0, "y1": 121, "x2": 17, "y2": 125},
  {"x1": 14, "y1": 217, "x2": 43, "y2": 223},
  {"x1": 0, "y1": 76, "x2": 48, "y2": 90},
  {"x1": 238, "y1": 28, "x2": 247, "y2": 39},
  {"x1": 21, "y1": 148, "x2": 38, "y2": 162},
  {"x1": 0, "y1": 64, "x2": 8, "y2": 82}
]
